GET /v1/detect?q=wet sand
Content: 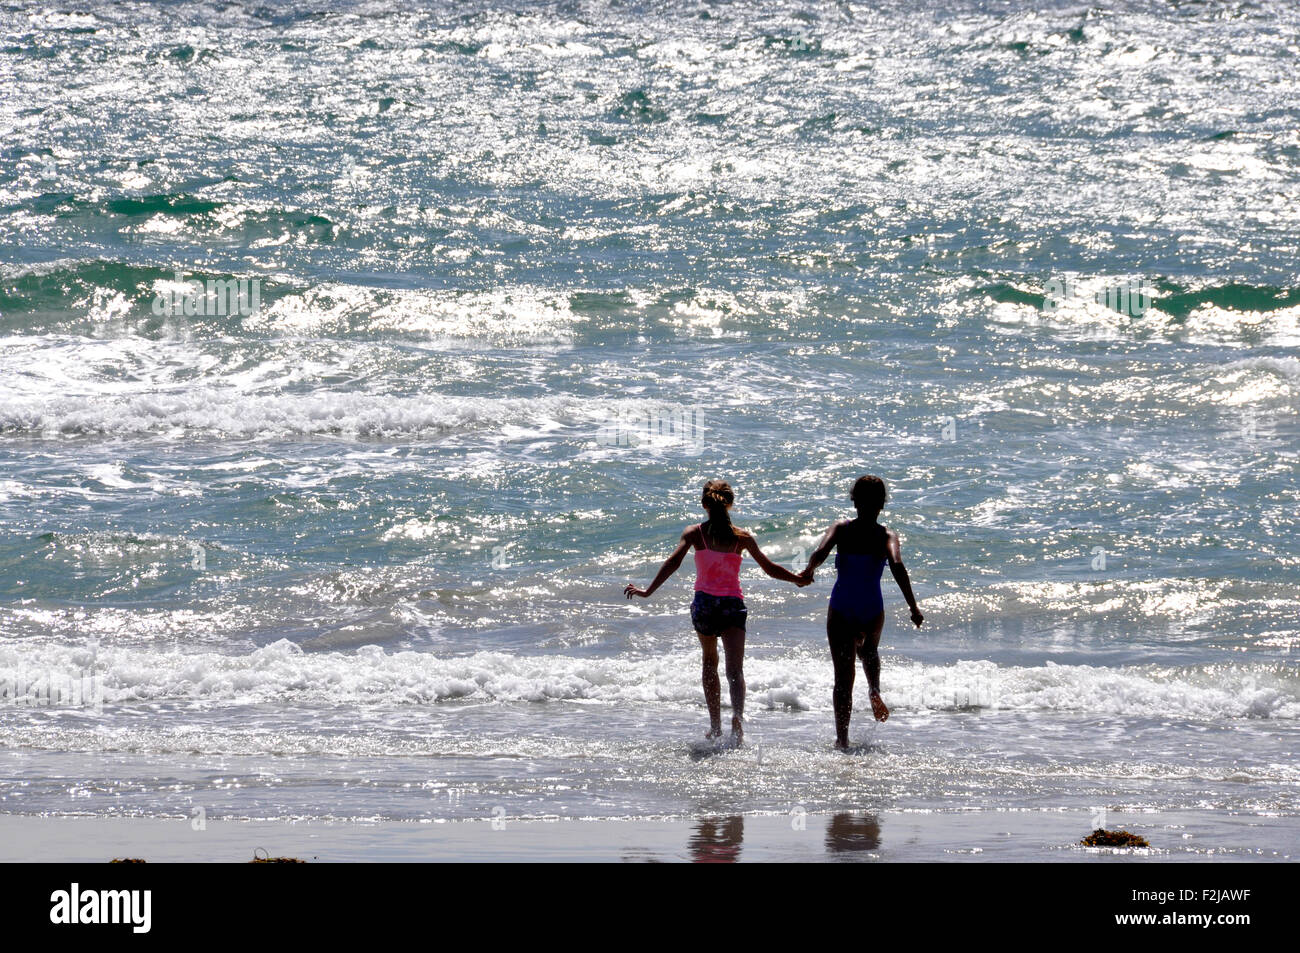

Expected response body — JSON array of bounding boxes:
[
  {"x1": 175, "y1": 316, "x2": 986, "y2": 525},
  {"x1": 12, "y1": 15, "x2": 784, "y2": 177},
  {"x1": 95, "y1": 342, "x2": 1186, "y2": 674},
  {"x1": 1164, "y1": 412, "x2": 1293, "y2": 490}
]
[{"x1": 1, "y1": 809, "x2": 1293, "y2": 863}]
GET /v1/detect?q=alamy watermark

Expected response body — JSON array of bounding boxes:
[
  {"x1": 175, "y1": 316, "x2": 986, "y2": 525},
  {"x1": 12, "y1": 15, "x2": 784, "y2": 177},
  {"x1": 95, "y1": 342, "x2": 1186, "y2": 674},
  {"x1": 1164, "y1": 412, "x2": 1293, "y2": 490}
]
[
  {"x1": 61, "y1": 539, "x2": 208, "y2": 572},
  {"x1": 595, "y1": 405, "x2": 705, "y2": 456},
  {"x1": 1, "y1": 671, "x2": 104, "y2": 713},
  {"x1": 1044, "y1": 276, "x2": 1152, "y2": 318},
  {"x1": 918, "y1": 674, "x2": 998, "y2": 710},
  {"x1": 153, "y1": 272, "x2": 261, "y2": 318}
]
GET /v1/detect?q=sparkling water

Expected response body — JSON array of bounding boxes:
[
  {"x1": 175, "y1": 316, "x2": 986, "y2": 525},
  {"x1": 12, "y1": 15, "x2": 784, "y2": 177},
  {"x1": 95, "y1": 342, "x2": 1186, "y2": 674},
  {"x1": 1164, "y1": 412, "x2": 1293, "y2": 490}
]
[{"x1": 0, "y1": 1, "x2": 1296, "y2": 851}]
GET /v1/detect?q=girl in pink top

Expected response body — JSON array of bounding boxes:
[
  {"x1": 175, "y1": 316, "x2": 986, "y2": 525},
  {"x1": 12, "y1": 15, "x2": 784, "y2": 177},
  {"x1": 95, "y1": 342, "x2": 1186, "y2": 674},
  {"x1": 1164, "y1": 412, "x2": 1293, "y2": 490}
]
[{"x1": 625, "y1": 480, "x2": 808, "y2": 743}]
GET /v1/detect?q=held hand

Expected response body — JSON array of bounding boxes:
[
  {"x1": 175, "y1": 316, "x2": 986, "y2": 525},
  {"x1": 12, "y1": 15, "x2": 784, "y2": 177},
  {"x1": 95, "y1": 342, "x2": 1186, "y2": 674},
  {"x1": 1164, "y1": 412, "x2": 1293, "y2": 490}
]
[
  {"x1": 795, "y1": 567, "x2": 814, "y2": 587},
  {"x1": 624, "y1": 583, "x2": 648, "y2": 599},
  {"x1": 910, "y1": 606, "x2": 924, "y2": 628}
]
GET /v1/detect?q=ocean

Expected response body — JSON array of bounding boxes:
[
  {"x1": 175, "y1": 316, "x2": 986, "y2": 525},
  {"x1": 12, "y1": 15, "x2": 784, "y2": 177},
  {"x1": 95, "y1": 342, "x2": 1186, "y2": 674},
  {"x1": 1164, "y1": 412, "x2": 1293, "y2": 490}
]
[{"x1": 0, "y1": 0, "x2": 1296, "y2": 859}]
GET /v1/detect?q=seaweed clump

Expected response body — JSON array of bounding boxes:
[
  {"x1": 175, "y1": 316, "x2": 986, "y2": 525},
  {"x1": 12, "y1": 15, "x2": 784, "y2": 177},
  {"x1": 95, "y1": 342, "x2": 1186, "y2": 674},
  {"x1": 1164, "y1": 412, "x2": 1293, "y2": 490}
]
[
  {"x1": 250, "y1": 848, "x2": 306, "y2": 863},
  {"x1": 1081, "y1": 829, "x2": 1149, "y2": 848}
]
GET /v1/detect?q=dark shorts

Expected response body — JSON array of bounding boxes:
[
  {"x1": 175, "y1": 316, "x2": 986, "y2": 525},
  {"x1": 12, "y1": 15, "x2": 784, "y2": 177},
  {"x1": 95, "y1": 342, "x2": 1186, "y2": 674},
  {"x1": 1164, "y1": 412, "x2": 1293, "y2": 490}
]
[{"x1": 691, "y1": 592, "x2": 747, "y2": 637}]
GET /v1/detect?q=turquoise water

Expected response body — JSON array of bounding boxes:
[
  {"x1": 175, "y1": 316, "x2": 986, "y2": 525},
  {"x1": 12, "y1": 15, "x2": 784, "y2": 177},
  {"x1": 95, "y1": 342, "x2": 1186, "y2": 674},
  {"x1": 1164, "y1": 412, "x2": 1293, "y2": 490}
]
[{"x1": 0, "y1": 1, "x2": 1297, "y2": 847}]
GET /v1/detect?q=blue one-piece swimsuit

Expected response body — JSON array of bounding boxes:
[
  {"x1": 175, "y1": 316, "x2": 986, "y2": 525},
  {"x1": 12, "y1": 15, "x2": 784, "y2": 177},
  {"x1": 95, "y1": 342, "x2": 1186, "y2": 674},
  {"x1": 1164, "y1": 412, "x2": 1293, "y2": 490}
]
[{"x1": 828, "y1": 550, "x2": 888, "y2": 629}]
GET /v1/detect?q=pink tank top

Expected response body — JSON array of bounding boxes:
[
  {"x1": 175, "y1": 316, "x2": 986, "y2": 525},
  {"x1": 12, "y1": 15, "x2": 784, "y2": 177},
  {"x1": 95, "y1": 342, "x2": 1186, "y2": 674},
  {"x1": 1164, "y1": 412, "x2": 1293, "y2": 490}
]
[{"x1": 694, "y1": 548, "x2": 743, "y2": 598}]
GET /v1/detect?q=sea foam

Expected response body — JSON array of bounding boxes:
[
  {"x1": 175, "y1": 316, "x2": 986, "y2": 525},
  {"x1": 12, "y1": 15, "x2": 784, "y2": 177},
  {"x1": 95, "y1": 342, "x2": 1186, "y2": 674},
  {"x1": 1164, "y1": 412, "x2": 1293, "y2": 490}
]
[{"x1": 1, "y1": 640, "x2": 1294, "y2": 720}]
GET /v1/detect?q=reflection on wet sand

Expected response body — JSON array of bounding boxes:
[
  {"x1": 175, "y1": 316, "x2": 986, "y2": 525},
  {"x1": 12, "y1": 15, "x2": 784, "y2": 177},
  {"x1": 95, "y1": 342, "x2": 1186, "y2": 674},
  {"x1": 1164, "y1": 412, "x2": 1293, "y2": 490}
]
[
  {"x1": 688, "y1": 815, "x2": 744, "y2": 863},
  {"x1": 825, "y1": 813, "x2": 881, "y2": 855}
]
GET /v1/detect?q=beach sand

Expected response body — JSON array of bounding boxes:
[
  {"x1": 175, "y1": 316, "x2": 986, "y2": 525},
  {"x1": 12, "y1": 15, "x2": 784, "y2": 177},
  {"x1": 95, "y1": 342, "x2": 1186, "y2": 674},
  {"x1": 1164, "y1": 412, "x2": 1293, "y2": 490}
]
[{"x1": 2, "y1": 810, "x2": 1293, "y2": 863}]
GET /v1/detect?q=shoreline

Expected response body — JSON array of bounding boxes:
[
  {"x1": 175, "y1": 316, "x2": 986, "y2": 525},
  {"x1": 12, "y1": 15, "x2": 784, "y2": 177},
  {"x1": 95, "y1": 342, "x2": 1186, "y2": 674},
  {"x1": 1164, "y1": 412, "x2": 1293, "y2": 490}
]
[{"x1": 1, "y1": 810, "x2": 1293, "y2": 863}]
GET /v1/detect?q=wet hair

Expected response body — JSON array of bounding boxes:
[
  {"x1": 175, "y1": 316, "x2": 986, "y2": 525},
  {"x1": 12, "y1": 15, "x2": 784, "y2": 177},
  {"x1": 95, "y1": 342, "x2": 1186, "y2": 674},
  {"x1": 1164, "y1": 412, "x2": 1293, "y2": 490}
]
[
  {"x1": 851, "y1": 475, "x2": 887, "y2": 513},
  {"x1": 701, "y1": 479, "x2": 737, "y2": 545}
]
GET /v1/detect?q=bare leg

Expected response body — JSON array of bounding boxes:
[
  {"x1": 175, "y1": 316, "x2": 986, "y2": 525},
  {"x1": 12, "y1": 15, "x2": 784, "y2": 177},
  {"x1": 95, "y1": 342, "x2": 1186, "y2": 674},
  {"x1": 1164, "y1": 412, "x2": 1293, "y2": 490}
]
[
  {"x1": 720, "y1": 627, "x2": 746, "y2": 741},
  {"x1": 698, "y1": 634, "x2": 722, "y2": 737},
  {"x1": 827, "y1": 609, "x2": 858, "y2": 748},
  {"x1": 858, "y1": 610, "x2": 888, "y2": 722}
]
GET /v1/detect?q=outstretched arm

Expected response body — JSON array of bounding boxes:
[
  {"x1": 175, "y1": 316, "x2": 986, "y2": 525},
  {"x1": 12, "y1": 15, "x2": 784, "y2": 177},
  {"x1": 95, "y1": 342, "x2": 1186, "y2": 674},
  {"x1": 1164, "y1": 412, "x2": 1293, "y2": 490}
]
[
  {"x1": 741, "y1": 533, "x2": 811, "y2": 586},
  {"x1": 798, "y1": 521, "x2": 843, "y2": 583},
  {"x1": 624, "y1": 529, "x2": 693, "y2": 599},
  {"x1": 886, "y1": 530, "x2": 924, "y2": 627}
]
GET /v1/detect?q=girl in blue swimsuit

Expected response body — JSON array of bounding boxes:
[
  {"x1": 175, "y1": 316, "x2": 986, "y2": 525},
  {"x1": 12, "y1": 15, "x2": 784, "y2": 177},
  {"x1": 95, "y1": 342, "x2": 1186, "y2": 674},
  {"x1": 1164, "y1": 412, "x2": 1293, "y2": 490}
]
[{"x1": 800, "y1": 475, "x2": 924, "y2": 748}]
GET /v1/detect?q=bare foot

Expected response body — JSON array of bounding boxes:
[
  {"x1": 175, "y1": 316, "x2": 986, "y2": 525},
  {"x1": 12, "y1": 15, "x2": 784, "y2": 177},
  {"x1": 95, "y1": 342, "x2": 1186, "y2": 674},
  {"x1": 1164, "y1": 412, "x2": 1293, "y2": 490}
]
[
  {"x1": 834, "y1": 737, "x2": 850, "y2": 750},
  {"x1": 705, "y1": 726, "x2": 723, "y2": 740},
  {"x1": 869, "y1": 691, "x2": 889, "y2": 723},
  {"x1": 730, "y1": 717, "x2": 744, "y2": 745}
]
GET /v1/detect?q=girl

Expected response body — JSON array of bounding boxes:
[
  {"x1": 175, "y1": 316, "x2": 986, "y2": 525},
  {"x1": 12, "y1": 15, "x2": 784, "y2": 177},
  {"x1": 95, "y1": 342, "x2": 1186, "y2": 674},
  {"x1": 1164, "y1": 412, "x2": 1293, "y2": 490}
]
[
  {"x1": 800, "y1": 475, "x2": 923, "y2": 749},
  {"x1": 625, "y1": 479, "x2": 809, "y2": 743}
]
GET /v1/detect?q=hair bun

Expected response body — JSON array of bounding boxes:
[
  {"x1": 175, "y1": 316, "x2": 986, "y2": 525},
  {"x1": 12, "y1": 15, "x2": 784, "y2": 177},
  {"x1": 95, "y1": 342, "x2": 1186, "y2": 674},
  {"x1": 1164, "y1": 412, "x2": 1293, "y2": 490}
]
[{"x1": 701, "y1": 479, "x2": 734, "y2": 510}]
